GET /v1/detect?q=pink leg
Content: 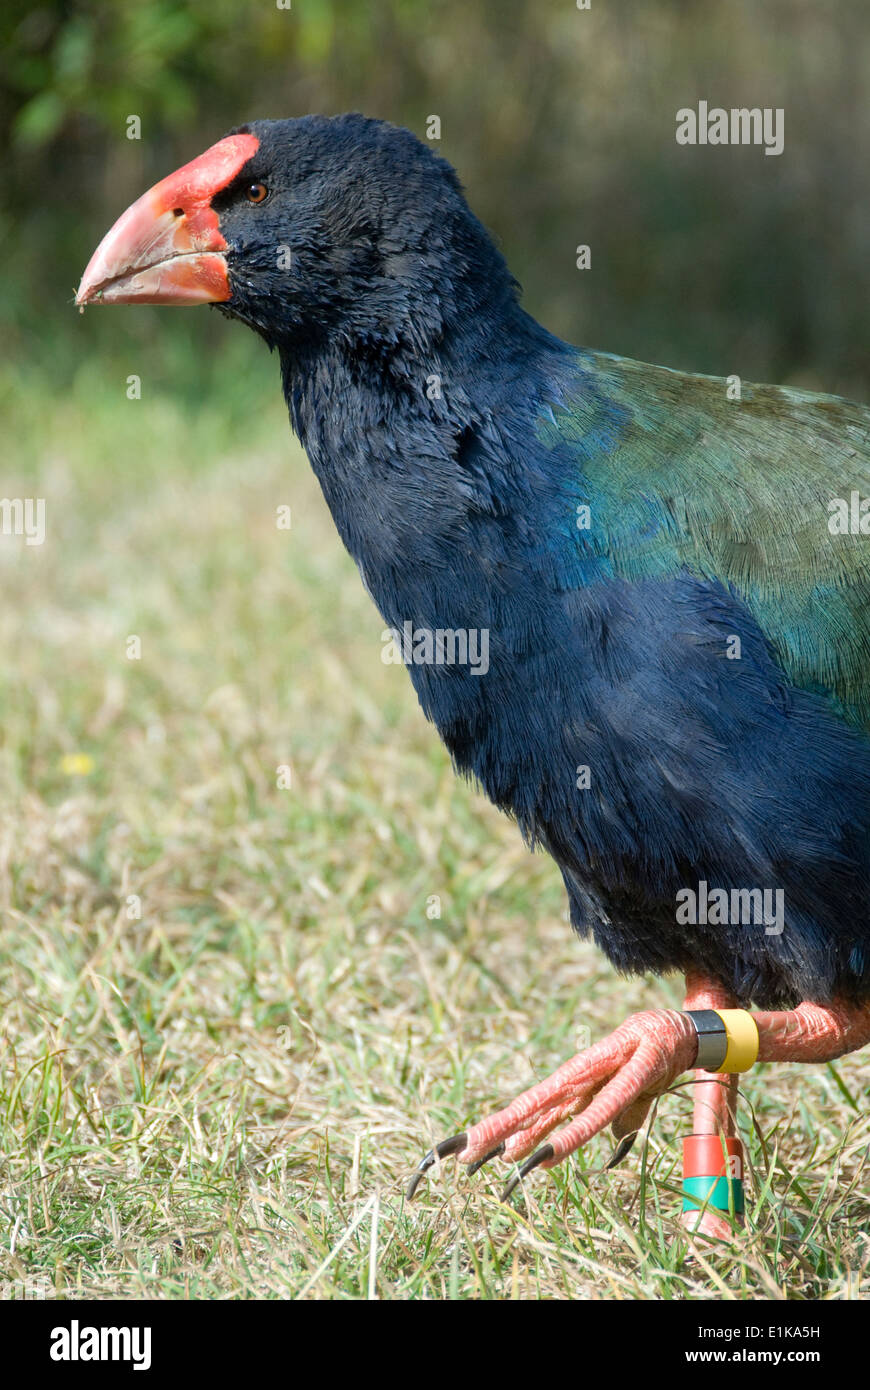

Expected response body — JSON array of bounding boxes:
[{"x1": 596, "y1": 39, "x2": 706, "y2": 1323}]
[
  {"x1": 684, "y1": 971, "x2": 739, "y2": 1138},
  {"x1": 407, "y1": 976, "x2": 870, "y2": 1203},
  {"x1": 682, "y1": 972, "x2": 740, "y2": 1240},
  {"x1": 755, "y1": 999, "x2": 870, "y2": 1061}
]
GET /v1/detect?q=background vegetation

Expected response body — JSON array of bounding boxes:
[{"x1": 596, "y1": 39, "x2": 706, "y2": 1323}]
[
  {"x1": 3, "y1": 0, "x2": 870, "y2": 395},
  {"x1": 0, "y1": 0, "x2": 867, "y2": 1300}
]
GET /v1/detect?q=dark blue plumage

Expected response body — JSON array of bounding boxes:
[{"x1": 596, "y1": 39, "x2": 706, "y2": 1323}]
[
  {"x1": 283, "y1": 313, "x2": 870, "y2": 1010},
  {"x1": 82, "y1": 113, "x2": 870, "y2": 1013},
  {"x1": 214, "y1": 116, "x2": 870, "y2": 1011}
]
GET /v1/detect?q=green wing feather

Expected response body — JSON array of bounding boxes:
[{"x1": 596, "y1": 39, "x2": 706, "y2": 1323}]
[{"x1": 541, "y1": 351, "x2": 870, "y2": 728}]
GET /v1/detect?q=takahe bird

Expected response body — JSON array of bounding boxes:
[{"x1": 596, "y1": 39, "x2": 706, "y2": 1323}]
[{"x1": 76, "y1": 116, "x2": 870, "y2": 1224}]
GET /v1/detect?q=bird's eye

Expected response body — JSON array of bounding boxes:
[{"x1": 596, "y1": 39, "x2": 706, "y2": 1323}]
[{"x1": 245, "y1": 183, "x2": 268, "y2": 204}]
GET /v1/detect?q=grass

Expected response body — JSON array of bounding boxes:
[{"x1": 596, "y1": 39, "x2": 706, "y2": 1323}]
[{"x1": 0, "y1": 339, "x2": 867, "y2": 1300}]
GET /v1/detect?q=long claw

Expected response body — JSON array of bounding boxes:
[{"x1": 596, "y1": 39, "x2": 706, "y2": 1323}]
[
  {"x1": 500, "y1": 1143, "x2": 555, "y2": 1202},
  {"x1": 406, "y1": 1132, "x2": 468, "y2": 1199},
  {"x1": 605, "y1": 1130, "x2": 638, "y2": 1170},
  {"x1": 467, "y1": 1143, "x2": 505, "y2": 1176}
]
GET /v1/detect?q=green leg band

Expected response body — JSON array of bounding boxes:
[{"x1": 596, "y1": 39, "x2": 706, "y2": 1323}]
[{"x1": 682, "y1": 1175, "x2": 745, "y2": 1216}]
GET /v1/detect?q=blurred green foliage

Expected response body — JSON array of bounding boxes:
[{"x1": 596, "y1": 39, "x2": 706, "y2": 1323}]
[{"x1": 1, "y1": 0, "x2": 868, "y2": 400}]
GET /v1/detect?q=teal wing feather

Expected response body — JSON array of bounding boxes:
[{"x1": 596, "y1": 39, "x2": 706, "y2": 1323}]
[{"x1": 540, "y1": 350, "x2": 870, "y2": 728}]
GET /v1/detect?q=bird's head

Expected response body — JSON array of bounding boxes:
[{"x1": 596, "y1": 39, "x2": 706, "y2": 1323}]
[{"x1": 76, "y1": 114, "x2": 517, "y2": 358}]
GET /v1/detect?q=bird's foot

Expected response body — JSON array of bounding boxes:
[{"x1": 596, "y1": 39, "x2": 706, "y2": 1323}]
[{"x1": 408, "y1": 1008, "x2": 697, "y2": 1200}]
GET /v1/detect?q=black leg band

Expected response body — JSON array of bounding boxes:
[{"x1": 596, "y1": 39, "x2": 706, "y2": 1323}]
[{"x1": 684, "y1": 1009, "x2": 729, "y2": 1072}]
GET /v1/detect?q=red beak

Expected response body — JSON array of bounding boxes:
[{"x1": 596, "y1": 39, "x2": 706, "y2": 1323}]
[{"x1": 75, "y1": 133, "x2": 259, "y2": 307}]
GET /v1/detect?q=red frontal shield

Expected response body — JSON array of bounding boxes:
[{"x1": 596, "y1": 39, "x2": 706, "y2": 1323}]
[{"x1": 76, "y1": 133, "x2": 259, "y2": 306}]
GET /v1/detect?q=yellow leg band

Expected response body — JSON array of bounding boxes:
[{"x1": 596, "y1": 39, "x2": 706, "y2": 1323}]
[{"x1": 715, "y1": 1009, "x2": 759, "y2": 1072}]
